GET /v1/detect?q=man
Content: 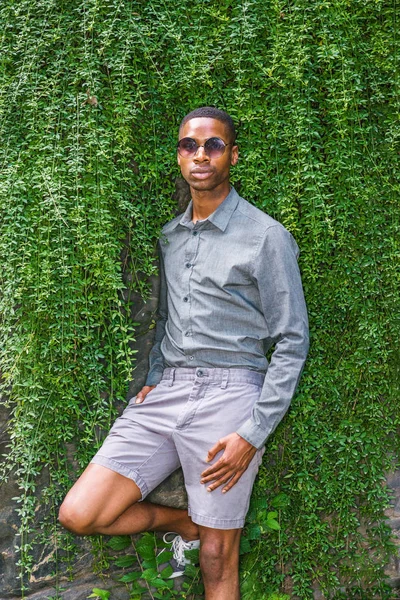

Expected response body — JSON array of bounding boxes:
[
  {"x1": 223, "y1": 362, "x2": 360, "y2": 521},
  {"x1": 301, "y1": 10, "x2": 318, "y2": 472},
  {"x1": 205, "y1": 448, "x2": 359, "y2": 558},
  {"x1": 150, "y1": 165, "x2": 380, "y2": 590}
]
[{"x1": 59, "y1": 107, "x2": 309, "y2": 600}]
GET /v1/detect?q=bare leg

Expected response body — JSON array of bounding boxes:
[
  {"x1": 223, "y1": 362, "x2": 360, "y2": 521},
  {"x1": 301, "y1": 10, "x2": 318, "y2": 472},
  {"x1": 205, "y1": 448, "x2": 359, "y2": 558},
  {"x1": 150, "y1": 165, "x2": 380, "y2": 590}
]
[
  {"x1": 59, "y1": 464, "x2": 199, "y2": 541},
  {"x1": 94, "y1": 500, "x2": 198, "y2": 538},
  {"x1": 199, "y1": 526, "x2": 241, "y2": 600}
]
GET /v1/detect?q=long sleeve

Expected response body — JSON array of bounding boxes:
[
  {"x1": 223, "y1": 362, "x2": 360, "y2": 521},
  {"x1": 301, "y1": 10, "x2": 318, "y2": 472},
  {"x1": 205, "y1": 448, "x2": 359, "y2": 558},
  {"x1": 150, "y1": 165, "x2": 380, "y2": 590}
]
[
  {"x1": 236, "y1": 225, "x2": 309, "y2": 448},
  {"x1": 145, "y1": 245, "x2": 168, "y2": 386}
]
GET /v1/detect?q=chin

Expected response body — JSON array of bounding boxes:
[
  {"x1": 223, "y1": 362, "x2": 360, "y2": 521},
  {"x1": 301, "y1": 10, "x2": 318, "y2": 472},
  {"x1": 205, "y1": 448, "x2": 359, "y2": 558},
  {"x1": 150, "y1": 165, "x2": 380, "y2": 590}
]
[{"x1": 189, "y1": 179, "x2": 217, "y2": 191}]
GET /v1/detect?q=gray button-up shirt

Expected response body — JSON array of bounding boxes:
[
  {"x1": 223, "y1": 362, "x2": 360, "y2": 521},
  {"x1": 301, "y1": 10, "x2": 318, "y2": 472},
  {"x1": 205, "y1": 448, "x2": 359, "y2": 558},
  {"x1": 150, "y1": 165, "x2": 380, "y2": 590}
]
[{"x1": 145, "y1": 187, "x2": 309, "y2": 448}]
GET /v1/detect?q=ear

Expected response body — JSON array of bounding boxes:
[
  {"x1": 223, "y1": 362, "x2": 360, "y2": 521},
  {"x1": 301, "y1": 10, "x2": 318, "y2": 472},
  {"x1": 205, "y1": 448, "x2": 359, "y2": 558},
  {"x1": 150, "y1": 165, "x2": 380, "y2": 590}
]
[
  {"x1": 177, "y1": 152, "x2": 181, "y2": 167},
  {"x1": 231, "y1": 145, "x2": 239, "y2": 166}
]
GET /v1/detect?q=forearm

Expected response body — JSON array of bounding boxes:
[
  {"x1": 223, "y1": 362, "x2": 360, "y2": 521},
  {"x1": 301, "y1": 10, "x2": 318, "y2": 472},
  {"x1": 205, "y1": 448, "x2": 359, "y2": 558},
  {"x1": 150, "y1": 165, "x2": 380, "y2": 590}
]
[
  {"x1": 237, "y1": 327, "x2": 309, "y2": 448},
  {"x1": 239, "y1": 225, "x2": 309, "y2": 448}
]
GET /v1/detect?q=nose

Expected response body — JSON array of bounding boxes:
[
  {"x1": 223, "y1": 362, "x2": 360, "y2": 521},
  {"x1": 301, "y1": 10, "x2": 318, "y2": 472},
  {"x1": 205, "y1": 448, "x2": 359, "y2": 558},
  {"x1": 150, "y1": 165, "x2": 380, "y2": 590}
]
[{"x1": 193, "y1": 145, "x2": 209, "y2": 161}]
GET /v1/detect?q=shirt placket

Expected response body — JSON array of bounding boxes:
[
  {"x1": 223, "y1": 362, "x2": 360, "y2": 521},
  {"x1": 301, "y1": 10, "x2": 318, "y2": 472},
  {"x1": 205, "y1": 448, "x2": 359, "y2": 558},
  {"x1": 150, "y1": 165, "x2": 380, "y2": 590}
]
[{"x1": 181, "y1": 225, "x2": 201, "y2": 363}]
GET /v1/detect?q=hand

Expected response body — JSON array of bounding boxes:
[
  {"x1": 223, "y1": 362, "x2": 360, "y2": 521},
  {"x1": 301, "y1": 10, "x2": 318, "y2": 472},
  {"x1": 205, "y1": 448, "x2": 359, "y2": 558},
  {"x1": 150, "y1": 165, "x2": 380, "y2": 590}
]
[
  {"x1": 135, "y1": 385, "x2": 156, "y2": 404},
  {"x1": 200, "y1": 433, "x2": 257, "y2": 493}
]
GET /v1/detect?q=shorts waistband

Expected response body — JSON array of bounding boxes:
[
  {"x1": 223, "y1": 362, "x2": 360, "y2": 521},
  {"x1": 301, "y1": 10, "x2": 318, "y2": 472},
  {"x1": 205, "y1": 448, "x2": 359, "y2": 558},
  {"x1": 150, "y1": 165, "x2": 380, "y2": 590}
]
[{"x1": 161, "y1": 367, "x2": 265, "y2": 387}]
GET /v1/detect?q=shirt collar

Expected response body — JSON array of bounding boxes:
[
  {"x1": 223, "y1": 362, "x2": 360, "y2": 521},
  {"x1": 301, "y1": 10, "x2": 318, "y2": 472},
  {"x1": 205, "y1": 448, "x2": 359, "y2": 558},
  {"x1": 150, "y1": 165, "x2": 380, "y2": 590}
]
[{"x1": 177, "y1": 187, "x2": 240, "y2": 232}]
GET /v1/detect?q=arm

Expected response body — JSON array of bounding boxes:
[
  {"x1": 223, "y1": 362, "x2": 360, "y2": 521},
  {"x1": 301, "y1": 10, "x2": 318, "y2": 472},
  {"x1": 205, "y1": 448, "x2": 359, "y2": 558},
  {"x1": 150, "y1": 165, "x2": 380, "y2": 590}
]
[
  {"x1": 201, "y1": 225, "x2": 309, "y2": 491},
  {"x1": 236, "y1": 225, "x2": 309, "y2": 448}
]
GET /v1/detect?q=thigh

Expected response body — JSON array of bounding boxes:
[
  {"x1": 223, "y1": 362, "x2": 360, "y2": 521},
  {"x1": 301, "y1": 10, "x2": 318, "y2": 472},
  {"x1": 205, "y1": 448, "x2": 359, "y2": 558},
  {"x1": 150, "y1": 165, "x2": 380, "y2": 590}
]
[
  {"x1": 175, "y1": 375, "x2": 264, "y2": 529},
  {"x1": 91, "y1": 381, "x2": 194, "y2": 497},
  {"x1": 60, "y1": 463, "x2": 142, "y2": 527}
]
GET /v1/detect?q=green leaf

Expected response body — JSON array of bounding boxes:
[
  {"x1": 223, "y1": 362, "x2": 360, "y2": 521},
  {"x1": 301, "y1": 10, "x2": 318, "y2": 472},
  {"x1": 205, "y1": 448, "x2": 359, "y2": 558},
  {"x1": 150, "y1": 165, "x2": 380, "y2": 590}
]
[
  {"x1": 118, "y1": 571, "x2": 141, "y2": 583},
  {"x1": 114, "y1": 554, "x2": 136, "y2": 568},
  {"x1": 159, "y1": 564, "x2": 174, "y2": 578},
  {"x1": 141, "y1": 568, "x2": 159, "y2": 581},
  {"x1": 184, "y1": 548, "x2": 199, "y2": 562},
  {"x1": 88, "y1": 589, "x2": 110, "y2": 600},
  {"x1": 108, "y1": 536, "x2": 131, "y2": 551},
  {"x1": 267, "y1": 511, "x2": 278, "y2": 520},
  {"x1": 239, "y1": 537, "x2": 252, "y2": 555},
  {"x1": 246, "y1": 524, "x2": 261, "y2": 540},
  {"x1": 135, "y1": 533, "x2": 156, "y2": 561},
  {"x1": 270, "y1": 493, "x2": 290, "y2": 509},
  {"x1": 183, "y1": 563, "x2": 200, "y2": 578},
  {"x1": 152, "y1": 577, "x2": 174, "y2": 589},
  {"x1": 264, "y1": 517, "x2": 280, "y2": 531},
  {"x1": 156, "y1": 550, "x2": 173, "y2": 565}
]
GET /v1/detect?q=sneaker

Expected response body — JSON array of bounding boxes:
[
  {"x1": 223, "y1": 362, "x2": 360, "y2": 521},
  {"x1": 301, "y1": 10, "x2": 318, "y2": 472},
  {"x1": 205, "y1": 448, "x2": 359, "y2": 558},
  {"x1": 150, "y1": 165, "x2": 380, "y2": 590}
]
[{"x1": 158, "y1": 532, "x2": 200, "y2": 579}]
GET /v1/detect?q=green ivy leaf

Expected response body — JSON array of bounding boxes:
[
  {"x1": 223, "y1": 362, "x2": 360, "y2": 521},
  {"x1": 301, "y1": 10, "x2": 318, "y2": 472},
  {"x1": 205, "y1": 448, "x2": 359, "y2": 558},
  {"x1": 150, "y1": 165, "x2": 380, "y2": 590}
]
[{"x1": 87, "y1": 588, "x2": 110, "y2": 600}]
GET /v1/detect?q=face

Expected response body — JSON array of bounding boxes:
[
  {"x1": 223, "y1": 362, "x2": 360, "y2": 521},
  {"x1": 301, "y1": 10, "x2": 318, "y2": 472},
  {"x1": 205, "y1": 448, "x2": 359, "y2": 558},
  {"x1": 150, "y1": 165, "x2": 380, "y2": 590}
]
[{"x1": 177, "y1": 117, "x2": 238, "y2": 193}]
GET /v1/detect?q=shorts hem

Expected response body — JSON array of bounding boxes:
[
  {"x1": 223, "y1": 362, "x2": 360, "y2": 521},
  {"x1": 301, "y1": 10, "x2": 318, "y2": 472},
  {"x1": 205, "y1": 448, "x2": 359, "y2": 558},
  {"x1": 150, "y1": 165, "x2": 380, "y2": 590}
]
[
  {"x1": 91, "y1": 455, "x2": 149, "y2": 500},
  {"x1": 188, "y1": 508, "x2": 245, "y2": 530}
]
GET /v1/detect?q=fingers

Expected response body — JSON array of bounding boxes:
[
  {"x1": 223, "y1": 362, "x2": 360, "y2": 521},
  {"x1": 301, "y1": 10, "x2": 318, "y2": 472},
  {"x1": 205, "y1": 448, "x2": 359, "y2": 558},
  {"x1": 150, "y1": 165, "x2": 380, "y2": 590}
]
[
  {"x1": 222, "y1": 471, "x2": 242, "y2": 494},
  {"x1": 201, "y1": 450, "x2": 231, "y2": 479},
  {"x1": 201, "y1": 448, "x2": 245, "y2": 493},
  {"x1": 200, "y1": 433, "x2": 257, "y2": 493},
  {"x1": 206, "y1": 439, "x2": 224, "y2": 463},
  {"x1": 201, "y1": 461, "x2": 231, "y2": 484},
  {"x1": 135, "y1": 385, "x2": 156, "y2": 404},
  {"x1": 201, "y1": 438, "x2": 228, "y2": 480},
  {"x1": 202, "y1": 467, "x2": 244, "y2": 493}
]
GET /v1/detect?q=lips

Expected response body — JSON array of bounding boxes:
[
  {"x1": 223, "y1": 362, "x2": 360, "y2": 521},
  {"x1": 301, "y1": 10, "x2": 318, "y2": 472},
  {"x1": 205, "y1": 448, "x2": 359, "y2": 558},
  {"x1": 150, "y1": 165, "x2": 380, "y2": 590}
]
[{"x1": 190, "y1": 168, "x2": 214, "y2": 179}]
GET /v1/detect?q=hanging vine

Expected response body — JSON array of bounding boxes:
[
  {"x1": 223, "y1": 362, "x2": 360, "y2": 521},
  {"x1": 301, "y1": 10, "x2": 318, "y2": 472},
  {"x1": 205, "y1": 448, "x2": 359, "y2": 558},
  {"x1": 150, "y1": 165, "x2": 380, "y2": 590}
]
[{"x1": 0, "y1": 0, "x2": 399, "y2": 598}]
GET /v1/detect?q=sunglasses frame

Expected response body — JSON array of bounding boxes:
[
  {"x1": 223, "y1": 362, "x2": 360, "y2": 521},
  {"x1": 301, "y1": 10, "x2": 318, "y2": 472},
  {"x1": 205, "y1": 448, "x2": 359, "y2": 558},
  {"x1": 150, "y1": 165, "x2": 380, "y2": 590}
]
[{"x1": 177, "y1": 136, "x2": 233, "y2": 158}]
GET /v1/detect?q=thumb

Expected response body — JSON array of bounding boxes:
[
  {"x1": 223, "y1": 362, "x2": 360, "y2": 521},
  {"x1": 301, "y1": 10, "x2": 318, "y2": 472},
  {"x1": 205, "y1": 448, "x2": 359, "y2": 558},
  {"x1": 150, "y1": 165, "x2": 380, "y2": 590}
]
[
  {"x1": 206, "y1": 439, "x2": 224, "y2": 462},
  {"x1": 135, "y1": 385, "x2": 156, "y2": 404}
]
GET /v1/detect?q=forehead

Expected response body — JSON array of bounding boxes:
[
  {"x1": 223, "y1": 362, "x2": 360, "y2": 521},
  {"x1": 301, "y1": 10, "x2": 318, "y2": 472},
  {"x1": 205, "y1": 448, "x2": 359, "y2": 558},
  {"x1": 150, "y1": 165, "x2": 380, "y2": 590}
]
[{"x1": 179, "y1": 117, "x2": 229, "y2": 141}]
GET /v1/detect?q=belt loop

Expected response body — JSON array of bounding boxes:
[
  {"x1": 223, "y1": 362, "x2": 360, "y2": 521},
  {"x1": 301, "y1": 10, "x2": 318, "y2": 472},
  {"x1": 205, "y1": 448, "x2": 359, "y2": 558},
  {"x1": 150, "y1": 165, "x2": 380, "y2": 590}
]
[
  {"x1": 220, "y1": 369, "x2": 229, "y2": 389},
  {"x1": 169, "y1": 368, "x2": 176, "y2": 387}
]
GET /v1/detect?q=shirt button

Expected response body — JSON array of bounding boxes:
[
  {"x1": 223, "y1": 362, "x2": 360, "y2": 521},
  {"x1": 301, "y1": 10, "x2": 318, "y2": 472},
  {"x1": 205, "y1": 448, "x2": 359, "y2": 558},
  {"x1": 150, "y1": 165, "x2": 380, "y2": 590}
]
[
  {"x1": 197, "y1": 369, "x2": 204, "y2": 377},
  {"x1": 192, "y1": 231, "x2": 198, "y2": 236},
  {"x1": 189, "y1": 356, "x2": 194, "y2": 361},
  {"x1": 183, "y1": 296, "x2": 189, "y2": 302},
  {"x1": 185, "y1": 331, "x2": 191, "y2": 337},
  {"x1": 186, "y1": 263, "x2": 191, "y2": 268}
]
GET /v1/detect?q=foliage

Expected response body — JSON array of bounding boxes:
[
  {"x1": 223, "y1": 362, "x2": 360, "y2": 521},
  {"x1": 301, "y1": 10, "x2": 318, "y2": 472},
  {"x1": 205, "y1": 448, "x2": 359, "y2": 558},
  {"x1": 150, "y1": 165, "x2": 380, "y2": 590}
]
[
  {"x1": 0, "y1": 0, "x2": 399, "y2": 598},
  {"x1": 90, "y1": 499, "x2": 285, "y2": 600},
  {"x1": 102, "y1": 532, "x2": 203, "y2": 599}
]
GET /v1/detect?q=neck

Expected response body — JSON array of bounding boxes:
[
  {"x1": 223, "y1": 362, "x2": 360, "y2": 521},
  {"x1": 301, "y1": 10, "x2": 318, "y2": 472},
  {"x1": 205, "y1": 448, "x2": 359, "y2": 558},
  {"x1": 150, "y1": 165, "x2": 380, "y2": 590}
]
[{"x1": 190, "y1": 183, "x2": 231, "y2": 222}]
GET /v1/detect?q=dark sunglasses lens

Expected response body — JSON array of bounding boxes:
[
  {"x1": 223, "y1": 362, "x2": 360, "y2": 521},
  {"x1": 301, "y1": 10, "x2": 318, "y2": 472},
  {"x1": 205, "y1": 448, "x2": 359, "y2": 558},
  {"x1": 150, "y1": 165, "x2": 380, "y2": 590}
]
[
  {"x1": 178, "y1": 138, "x2": 198, "y2": 156},
  {"x1": 204, "y1": 137, "x2": 226, "y2": 158}
]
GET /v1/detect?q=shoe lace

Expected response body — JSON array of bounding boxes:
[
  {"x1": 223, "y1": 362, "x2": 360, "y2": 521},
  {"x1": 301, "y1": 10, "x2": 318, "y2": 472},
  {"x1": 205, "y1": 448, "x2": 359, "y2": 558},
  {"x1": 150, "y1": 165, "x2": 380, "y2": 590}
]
[{"x1": 162, "y1": 533, "x2": 192, "y2": 567}]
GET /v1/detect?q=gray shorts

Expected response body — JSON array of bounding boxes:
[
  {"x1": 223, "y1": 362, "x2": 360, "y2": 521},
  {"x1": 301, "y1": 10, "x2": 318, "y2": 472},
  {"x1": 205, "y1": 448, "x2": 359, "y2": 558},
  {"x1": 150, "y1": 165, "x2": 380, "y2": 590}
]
[{"x1": 91, "y1": 367, "x2": 265, "y2": 530}]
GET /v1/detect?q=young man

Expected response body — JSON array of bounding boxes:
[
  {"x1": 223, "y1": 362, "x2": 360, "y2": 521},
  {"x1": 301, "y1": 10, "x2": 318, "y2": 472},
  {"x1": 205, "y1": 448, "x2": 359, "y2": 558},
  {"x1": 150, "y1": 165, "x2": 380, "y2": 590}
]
[{"x1": 59, "y1": 107, "x2": 309, "y2": 600}]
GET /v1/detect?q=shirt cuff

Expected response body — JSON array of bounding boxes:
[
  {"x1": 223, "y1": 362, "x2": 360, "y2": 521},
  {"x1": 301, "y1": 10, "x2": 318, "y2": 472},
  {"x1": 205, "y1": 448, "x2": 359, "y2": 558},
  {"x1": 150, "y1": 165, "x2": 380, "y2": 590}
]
[
  {"x1": 145, "y1": 369, "x2": 163, "y2": 387},
  {"x1": 236, "y1": 419, "x2": 270, "y2": 449}
]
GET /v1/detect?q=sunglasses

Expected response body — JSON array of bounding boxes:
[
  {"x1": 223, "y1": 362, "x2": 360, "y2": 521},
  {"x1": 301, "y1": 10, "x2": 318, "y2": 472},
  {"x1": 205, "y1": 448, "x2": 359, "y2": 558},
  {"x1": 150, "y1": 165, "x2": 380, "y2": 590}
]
[{"x1": 177, "y1": 137, "x2": 232, "y2": 159}]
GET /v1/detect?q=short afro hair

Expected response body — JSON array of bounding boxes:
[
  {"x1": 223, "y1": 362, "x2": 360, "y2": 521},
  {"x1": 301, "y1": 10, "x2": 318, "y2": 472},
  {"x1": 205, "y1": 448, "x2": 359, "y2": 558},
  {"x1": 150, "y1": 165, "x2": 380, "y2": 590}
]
[{"x1": 179, "y1": 107, "x2": 236, "y2": 144}]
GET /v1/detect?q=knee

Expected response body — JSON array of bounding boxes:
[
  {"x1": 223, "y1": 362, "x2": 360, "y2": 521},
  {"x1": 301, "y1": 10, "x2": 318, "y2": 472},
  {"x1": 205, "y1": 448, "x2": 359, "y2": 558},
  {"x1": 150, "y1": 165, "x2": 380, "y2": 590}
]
[
  {"x1": 58, "y1": 499, "x2": 96, "y2": 536},
  {"x1": 200, "y1": 538, "x2": 238, "y2": 582}
]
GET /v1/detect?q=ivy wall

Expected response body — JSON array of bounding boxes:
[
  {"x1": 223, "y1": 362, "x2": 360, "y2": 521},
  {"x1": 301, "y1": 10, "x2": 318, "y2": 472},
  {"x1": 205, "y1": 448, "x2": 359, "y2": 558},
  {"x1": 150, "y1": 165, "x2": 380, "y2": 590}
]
[{"x1": 0, "y1": 0, "x2": 399, "y2": 598}]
